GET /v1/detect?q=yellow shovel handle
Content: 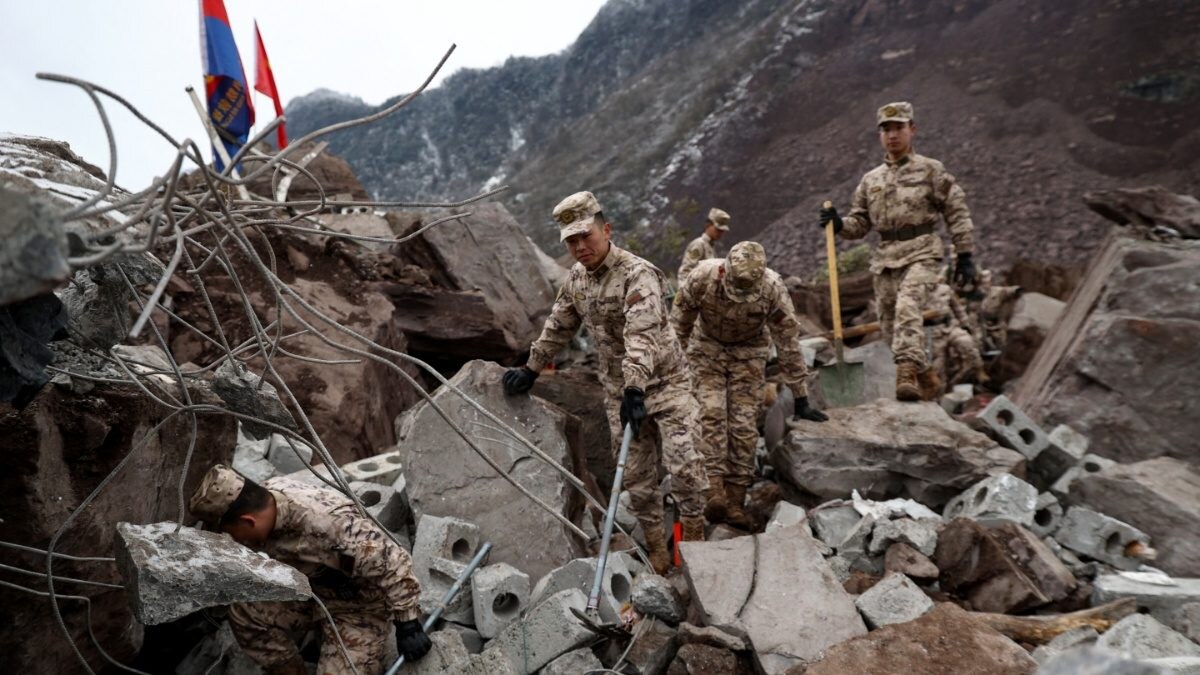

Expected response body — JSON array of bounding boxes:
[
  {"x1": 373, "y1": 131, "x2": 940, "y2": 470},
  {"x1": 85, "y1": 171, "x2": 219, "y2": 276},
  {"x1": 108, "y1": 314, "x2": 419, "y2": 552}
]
[{"x1": 823, "y1": 200, "x2": 844, "y2": 343}]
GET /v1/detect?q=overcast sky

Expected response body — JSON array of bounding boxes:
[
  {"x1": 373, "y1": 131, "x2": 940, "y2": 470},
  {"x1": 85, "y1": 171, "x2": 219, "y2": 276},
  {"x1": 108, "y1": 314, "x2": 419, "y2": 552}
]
[{"x1": 0, "y1": 1, "x2": 606, "y2": 189}]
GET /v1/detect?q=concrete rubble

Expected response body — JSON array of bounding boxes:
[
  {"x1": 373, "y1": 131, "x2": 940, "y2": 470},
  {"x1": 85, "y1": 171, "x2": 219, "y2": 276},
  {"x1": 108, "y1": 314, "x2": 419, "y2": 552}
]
[
  {"x1": 113, "y1": 522, "x2": 311, "y2": 626},
  {"x1": 529, "y1": 554, "x2": 633, "y2": 624},
  {"x1": 482, "y1": 588, "x2": 593, "y2": 673},
  {"x1": 853, "y1": 573, "x2": 934, "y2": 628}
]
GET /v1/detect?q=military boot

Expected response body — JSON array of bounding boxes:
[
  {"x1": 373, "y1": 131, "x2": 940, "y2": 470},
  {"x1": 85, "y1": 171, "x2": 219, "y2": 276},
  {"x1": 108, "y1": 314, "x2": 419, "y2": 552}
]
[
  {"x1": 681, "y1": 515, "x2": 706, "y2": 542},
  {"x1": 643, "y1": 531, "x2": 672, "y2": 575},
  {"x1": 918, "y1": 366, "x2": 943, "y2": 401},
  {"x1": 723, "y1": 484, "x2": 754, "y2": 530},
  {"x1": 703, "y1": 476, "x2": 728, "y2": 523},
  {"x1": 896, "y1": 361, "x2": 921, "y2": 401}
]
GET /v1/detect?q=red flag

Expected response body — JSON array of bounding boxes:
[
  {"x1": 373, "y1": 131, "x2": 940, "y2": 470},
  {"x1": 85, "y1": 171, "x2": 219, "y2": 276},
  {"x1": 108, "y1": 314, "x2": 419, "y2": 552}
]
[{"x1": 253, "y1": 20, "x2": 287, "y2": 149}]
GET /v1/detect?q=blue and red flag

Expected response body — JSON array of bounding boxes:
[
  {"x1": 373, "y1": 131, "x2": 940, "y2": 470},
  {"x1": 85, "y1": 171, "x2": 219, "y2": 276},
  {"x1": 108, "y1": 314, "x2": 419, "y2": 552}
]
[{"x1": 199, "y1": 0, "x2": 254, "y2": 170}]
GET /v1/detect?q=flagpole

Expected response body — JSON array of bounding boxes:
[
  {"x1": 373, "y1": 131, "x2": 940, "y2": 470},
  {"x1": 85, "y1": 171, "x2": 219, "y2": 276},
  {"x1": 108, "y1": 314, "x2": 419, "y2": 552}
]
[{"x1": 185, "y1": 85, "x2": 252, "y2": 200}]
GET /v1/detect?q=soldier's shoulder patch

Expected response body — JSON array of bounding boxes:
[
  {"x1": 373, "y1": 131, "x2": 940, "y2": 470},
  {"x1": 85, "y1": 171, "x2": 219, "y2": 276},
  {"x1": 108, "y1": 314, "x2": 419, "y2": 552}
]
[{"x1": 626, "y1": 291, "x2": 644, "y2": 306}]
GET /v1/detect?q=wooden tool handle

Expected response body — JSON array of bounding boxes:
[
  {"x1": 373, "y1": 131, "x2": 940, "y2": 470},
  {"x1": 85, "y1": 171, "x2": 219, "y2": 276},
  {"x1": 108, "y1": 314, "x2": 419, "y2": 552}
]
[{"x1": 823, "y1": 200, "x2": 844, "y2": 344}]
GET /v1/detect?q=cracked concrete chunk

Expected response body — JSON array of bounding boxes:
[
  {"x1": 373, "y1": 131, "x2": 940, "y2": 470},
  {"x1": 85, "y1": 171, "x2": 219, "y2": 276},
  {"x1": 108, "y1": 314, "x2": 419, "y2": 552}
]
[
  {"x1": 485, "y1": 588, "x2": 592, "y2": 673},
  {"x1": 680, "y1": 523, "x2": 866, "y2": 673},
  {"x1": 854, "y1": 573, "x2": 933, "y2": 628},
  {"x1": 113, "y1": 522, "x2": 310, "y2": 626},
  {"x1": 1097, "y1": 614, "x2": 1200, "y2": 660},
  {"x1": 212, "y1": 360, "x2": 297, "y2": 439}
]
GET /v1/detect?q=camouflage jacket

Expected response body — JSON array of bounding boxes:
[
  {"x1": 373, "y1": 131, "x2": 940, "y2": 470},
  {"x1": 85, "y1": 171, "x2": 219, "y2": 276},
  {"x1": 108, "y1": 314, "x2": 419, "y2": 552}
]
[
  {"x1": 927, "y1": 282, "x2": 972, "y2": 329},
  {"x1": 677, "y1": 232, "x2": 715, "y2": 282},
  {"x1": 260, "y1": 476, "x2": 421, "y2": 621},
  {"x1": 527, "y1": 244, "x2": 686, "y2": 396},
  {"x1": 840, "y1": 151, "x2": 975, "y2": 275},
  {"x1": 671, "y1": 259, "x2": 811, "y2": 397}
]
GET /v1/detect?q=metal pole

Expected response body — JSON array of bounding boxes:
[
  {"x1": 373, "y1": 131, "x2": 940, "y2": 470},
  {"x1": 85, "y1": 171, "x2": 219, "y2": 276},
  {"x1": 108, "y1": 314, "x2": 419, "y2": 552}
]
[
  {"x1": 586, "y1": 423, "x2": 634, "y2": 616},
  {"x1": 384, "y1": 541, "x2": 492, "y2": 675},
  {"x1": 184, "y1": 85, "x2": 251, "y2": 200}
]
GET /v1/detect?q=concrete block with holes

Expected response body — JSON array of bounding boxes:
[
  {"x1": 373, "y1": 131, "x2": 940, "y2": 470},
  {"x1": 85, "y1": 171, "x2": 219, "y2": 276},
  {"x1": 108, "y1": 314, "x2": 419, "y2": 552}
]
[
  {"x1": 1030, "y1": 425, "x2": 1090, "y2": 486},
  {"x1": 348, "y1": 481, "x2": 408, "y2": 532},
  {"x1": 942, "y1": 473, "x2": 1039, "y2": 528},
  {"x1": 1050, "y1": 454, "x2": 1116, "y2": 500},
  {"x1": 527, "y1": 555, "x2": 633, "y2": 624},
  {"x1": 1056, "y1": 506, "x2": 1152, "y2": 570},
  {"x1": 412, "y1": 515, "x2": 483, "y2": 624},
  {"x1": 340, "y1": 449, "x2": 404, "y2": 485},
  {"x1": 1030, "y1": 492, "x2": 1064, "y2": 538},
  {"x1": 977, "y1": 395, "x2": 1050, "y2": 460},
  {"x1": 470, "y1": 563, "x2": 530, "y2": 638}
]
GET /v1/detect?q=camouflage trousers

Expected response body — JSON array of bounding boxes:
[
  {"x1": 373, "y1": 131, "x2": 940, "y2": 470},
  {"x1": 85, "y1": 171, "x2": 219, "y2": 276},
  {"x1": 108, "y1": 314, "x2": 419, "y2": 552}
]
[
  {"x1": 603, "y1": 372, "x2": 709, "y2": 537},
  {"x1": 688, "y1": 342, "x2": 765, "y2": 489},
  {"x1": 228, "y1": 597, "x2": 392, "y2": 675},
  {"x1": 875, "y1": 259, "x2": 941, "y2": 366},
  {"x1": 930, "y1": 324, "x2": 983, "y2": 390}
]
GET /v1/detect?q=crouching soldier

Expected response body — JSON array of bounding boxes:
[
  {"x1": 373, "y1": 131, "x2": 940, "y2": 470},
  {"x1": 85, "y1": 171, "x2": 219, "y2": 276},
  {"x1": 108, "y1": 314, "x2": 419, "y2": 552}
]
[{"x1": 189, "y1": 464, "x2": 430, "y2": 675}]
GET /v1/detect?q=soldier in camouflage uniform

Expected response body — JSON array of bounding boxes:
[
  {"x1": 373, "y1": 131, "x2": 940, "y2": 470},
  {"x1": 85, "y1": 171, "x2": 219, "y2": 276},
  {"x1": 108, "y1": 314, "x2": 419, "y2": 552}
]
[
  {"x1": 677, "y1": 208, "x2": 731, "y2": 282},
  {"x1": 971, "y1": 269, "x2": 1022, "y2": 355},
  {"x1": 502, "y1": 191, "x2": 709, "y2": 574},
  {"x1": 925, "y1": 281, "x2": 986, "y2": 392},
  {"x1": 671, "y1": 241, "x2": 827, "y2": 528},
  {"x1": 820, "y1": 102, "x2": 978, "y2": 400},
  {"x1": 189, "y1": 464, "x2": 429, "y2": 675}
]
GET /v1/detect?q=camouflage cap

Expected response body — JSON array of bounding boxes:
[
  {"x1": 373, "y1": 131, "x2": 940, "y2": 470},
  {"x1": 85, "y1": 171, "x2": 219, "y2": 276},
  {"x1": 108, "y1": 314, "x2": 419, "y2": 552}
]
[
  {"x1": 724, "y1": 241, "x2": 767, "y2": 302},
  {"x1": 188, "y1": 464, "x2": 246, "y2": 528},
  {"x1": 876, "y1": 101, "x2": 914, "y2": 126},
  {"x1": 553, "y1": 191, "x2": 603, "y2": 242},
  {"x1": 707, "y1": 207, "x2": 731, "y2": 231}
]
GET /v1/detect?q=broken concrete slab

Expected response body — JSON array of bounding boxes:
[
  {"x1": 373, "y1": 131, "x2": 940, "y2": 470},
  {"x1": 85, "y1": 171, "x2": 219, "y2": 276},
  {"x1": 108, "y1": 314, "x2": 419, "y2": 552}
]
[
  {"x1": 633, "y1": 573, "x2": 686, "y2": 624},
  {"x1": 680, "y1": 523, "x2": 866, "y2": 673},
  {"x1": 484, "y1": 588, "x2": 592, "y2": 674},
  {"x1": 667, "y1": 643, "x2": 738, "y2": 675},
  {"x1": 211, "y1": 361, "x2": 296, "y2": 439},
  {"x1": 1037, "y1": 645, "x2": 1167, "y2": 675},
  {"x1": 942, "y1": 473, "x2": 1038, "y2": 528},
  {"x1": 935, "y1": 518, "x2": 1050, "y2": 613},
  {"x1": 341, "y1": 449, "x2": 405, "y2": 486},
  {"x1": 809, "y1": 503, "x2": 862, "y2": 550},
  {"x1": 1097, "y1": 614, "x2": 1200, "y2": 660},
  {"x1": 541, "y1": 647, "x2": 603, "y2": 675},
  {"x1": 884, "y1": 542, "x2": 939, "y2": 582},
  {"x1": 113, "y1": 522, "x2": 311, "y2": 625},
  {"x1": 528, "y1": 555, "x2": 633, "y2": 624},
  {"x1": 1031, "y1": 492, "x2": 1064, "y2": 538},
  {"x1": 1071, "y1": 457, "x2": 1200, "y2": 577},
  {"x1": 618, "y1": 618, "x2": 679, "y2": 674},
  {"x1": 805, "y1": 603, "x2": 1037, "y2": 674},
  {"x1": 854, "y1": 573, "x2": 933, "y2": 629},
  {"x1": 1056, "y1": 506, "x2": 1153, "y2": 570},
  {"x1": 395, "y1": 360, "x2": 584, "y2": 581},
  {"x1": 470, "y1": 563, "x2": 529, "y2": 639},
  {"x1": 772, "y1": 399, "x2": 1024, "y2": 509},
  {"x1": 765, "y1": 500, "x2": 808, "y2": 533},
  {"x1": 868, "y1": 518, "x2": 939, "y2": 557},
  {"x1": 977, "y1": 394, "x2": 1050, "y2": 461},
  {"x1": 0, "y1": 186, "x2": 71, "y2": 307},
  {"x1": 1093, "y1": 574, "x2": 1200, "y2": 633},
  {"x1": 990, "y1": 522, "x2": 1078, "y2": 604}
]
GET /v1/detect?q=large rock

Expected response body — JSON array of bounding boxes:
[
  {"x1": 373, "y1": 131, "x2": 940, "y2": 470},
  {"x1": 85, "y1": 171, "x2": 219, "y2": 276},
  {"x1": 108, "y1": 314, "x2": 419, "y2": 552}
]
[
  {"x1": 934, "y1": 518, "x2": 1051, "y2": 613},
  {"x1": 1083, "y1": 185, "x2": 1200, "y2": 239},
  {"x1": 530, "y1": 367, "x2": 615, "y2": 492},
  {"x1": 772, "y1": 399, "x2": 1024, "y2": 508},
  {"x1": 0, "y1": 372, "x2": 235, "y2": 673},
  {"x1": 113, "y1": 522, "x2": 311, "y2": 625},
  {"x1": 680, "y1": 524, "x2": 866, "y2": 673},
  {"x1": 0, "y1": 186, "x2": 70, "y2": 307},
  {"x1": 395, "y1": 360, "x2": 585, "y2": 580},
  {"x1": 992, "y1": 292, "x2": 1066, "y2": 383},
  {"x1": 1013, "y1": 233, "x2": 1200, "y2": 467},
  {"x1": 1070, "y1": 457, "x2": 1200, "y2": 577},
  {"x1": 804, "y1": 603, "x2": 1037, "y2": 674}
]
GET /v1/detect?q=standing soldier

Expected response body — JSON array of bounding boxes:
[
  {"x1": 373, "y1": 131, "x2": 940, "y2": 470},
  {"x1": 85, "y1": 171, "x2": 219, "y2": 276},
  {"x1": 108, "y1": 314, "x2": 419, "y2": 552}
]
[
  {"x1": 188, "y1": 464, "x2": 430, "y2": 675},
  {"x1": 819, "y1": 102, "x2": 978, "y2": 401},
  {"x1": 501, "y1": 191, "x2": 710, "y2": 574},
  {"x1": 677, "y1": 208, "x2": 731, "y2": 282},
  {"x1": 671, "y1": 241, "x2": 827, "y2": 529}
]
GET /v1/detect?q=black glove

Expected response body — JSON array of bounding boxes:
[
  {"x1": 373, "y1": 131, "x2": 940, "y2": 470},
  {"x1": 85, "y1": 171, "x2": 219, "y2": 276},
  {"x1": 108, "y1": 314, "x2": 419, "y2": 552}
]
[
  {"x1": 793, "y1": 396, "x2": 829, "y2": 422},
  {"x1": 953, "y1": 253, "x2": 976, "y2": 288},
  {"x1": 310, "y1": 567, "x2": 359, "y2": 601},
  {"x1": 819, "y1": 205, "x2": 843, "y2": 234},
  {"x1": 620, "y1": 387, "x2": 647, "y2": 437},
  {"x1": 395, "y1": 619, "x2": 432, "y2": 662},
  {"x1": 501, "y1": 366, "x2": 538, "y2": 395}
]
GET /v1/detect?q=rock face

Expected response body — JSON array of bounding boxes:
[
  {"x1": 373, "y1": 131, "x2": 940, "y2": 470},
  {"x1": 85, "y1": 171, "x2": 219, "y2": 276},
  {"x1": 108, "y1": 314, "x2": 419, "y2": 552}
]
[
  {"x1": 1070, "y1": 457, "x2": 1200, "y2": 577},
  {"x1": 772, "y1": 400, "x2": 1024, "y2": 508},
  {"x1": 113, "y1": 522, "x2": 311, "y2": 625},
  {"x1": 804, "y1": 603, "x2": 1038, "y2": 675},
  {"x1": 395, "y1": 360, "x2": 585, "y2": 581},
  {"x1": 1083, "y1": 186, "x2": 1200, "y2": 239},
  {"x1": 1014, "y1": 233, "x2": 1200, "y2": 467},
  {"x1": 680, "y1": 524, "x2": 867, "y2": 673},
  {"x1": 0, "y1": 375, "x2": 236, "y2": 673}
]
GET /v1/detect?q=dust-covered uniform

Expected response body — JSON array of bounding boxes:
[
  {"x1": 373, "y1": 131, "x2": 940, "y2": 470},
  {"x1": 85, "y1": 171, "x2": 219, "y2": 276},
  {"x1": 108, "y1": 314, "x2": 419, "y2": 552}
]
[
  {"x1": 678, "y1": 232, "x2": 716, "y2": 282},
  {"x1": 671, "y1": 258, "x2": 813, "y2": 488},
  {"x1": 526, "y1": 244, "x2": 709, "y2": 536},
  {"x1": 925, "y1": 282, "x2": 983, "y2": 388},
  {"x1": 225, "y1": 476, "x2": 420, "y2": 675},
  {"x1": 838, "y1": 116, "x2": 975, "y2": 367}
]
